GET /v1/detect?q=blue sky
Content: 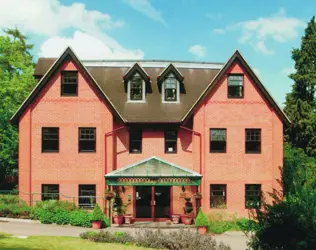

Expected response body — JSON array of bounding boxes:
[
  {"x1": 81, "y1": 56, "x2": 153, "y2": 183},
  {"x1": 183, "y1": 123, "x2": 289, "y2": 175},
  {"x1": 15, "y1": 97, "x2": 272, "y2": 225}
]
[{"x1": 1, "y1": 0, "x2": 315, "y2": 106}]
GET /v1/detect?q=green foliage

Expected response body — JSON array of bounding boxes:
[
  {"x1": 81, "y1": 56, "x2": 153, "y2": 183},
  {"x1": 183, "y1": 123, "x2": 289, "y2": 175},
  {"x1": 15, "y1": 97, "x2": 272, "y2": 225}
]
[
  {"x1": 69, "y1": 209, "x2": 92, "y2": 227},
  {"x1": 0, "y1": 28, "x2": 36, "y2": 187},
  {"x1": 248, "y1": 188, "x2": 316, "y2": 250},
  {"x1": 195, "y1": 209, "x2": 209, "y2": 227},
  {"x1": 80, "y1": 229, "x2": 231, "y2": 250},
  {"x1": 0, "y1": 194, "x2": 30, "y2": 218},
  {"x1": 284, "y1": 16, "x2": 316, "y2": 157},
  {"x1": 91, "y1": 203, "x2": 104, "y2": 221}
]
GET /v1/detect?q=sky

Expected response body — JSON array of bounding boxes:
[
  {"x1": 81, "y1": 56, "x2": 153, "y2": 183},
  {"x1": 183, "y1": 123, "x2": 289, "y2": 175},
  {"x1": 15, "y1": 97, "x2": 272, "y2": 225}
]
[{"x1": 0, "y1": 0, "x2": 315, "y2": 106}]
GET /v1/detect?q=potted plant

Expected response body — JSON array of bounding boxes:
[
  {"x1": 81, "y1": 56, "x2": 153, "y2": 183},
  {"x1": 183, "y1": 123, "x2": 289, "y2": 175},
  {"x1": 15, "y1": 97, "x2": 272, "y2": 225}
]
[
  {"x1": 105, "y1": 189, "x2": 115, "y2": 200},
  {"x1": 181, "y1": 197, "x2": 193, "y2": 225},
  {"x1": 194, "y1": 192, "x2": 202, "y2": 200},
  {"x1": 112, "y1": 193, "x2": 124, "y2": 224},
  {"x1": 195, "y1": 208, "x2": 209, "y2": 234},
  {"x1": 123, "y1": 202, "x2": 133, "y2": 224},
  {"x1": 91, "y1": 204, "x2": 104, "y2": 229},
  {"x1": 171, "y1": 214, "x2": 181, "y2": 224}
]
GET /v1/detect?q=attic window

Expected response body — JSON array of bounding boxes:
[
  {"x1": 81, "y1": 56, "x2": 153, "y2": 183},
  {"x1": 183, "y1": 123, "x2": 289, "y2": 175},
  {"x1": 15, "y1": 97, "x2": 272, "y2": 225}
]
[
  {"x1": 228, "y1": 74, "x2": 243, "y2": 98},
  {"x1": 163, "y1": 75, "x2": 178, "y2": 102},
  {"x1": 128, "y1": 73, "x2": 145, "y2": 102},
  {"x1": 61, "y1": 71, "x2": 78, "y2": 96}
]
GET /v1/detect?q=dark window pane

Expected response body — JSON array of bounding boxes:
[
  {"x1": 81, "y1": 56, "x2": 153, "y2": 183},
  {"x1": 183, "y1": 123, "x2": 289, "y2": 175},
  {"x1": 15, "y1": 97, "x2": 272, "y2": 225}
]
[
  {"x1": 164, "y1": 77, "x2": 177, "y2": 101},
  {"x1": 61, "y1": 71, "x2": 78, "y2": 96},
  {"x1": 79, "y1": 185, "x2": 96, "y2": 208},
  {"x1": 210, "y1": 129, "x2": 226, "y2": 153},
  {"x1": 245, "y1": 129, "x2": 261, "y2": 153},
  {"x1": 245, "y1": 184, "x2": 261, "y2": 208},
  {"x1": 79, "y1": 128, "x2": 96, "y2": 152},
  {"x1": 42, "y1": 127, "x2": 59, "y2": 152},
  {"x1": 42, "y1": 184, "x2": 59, "y2": 201},
  {"x1": 129, "y1": 129, "x2": 142, "y2": 153},
  {"x1": 210, "y1": 184, "x2": 227, "y2": 208},
  {"x1": 228, "y1": 75, "x2": 243, "y2": 98},
  {"x1": 165, "y1": 130, "x2": 177, "y2": 153},
  {"x1": 130, "y1": 75, "x2": 143, "y2": 100}
]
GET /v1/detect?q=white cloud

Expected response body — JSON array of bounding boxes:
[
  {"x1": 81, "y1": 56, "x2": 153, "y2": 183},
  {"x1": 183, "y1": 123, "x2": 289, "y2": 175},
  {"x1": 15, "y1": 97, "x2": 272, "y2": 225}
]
[
  {"x1": 40, "y1": 31, "x2": 144, "y2": 59},
  {"x1": 213, "y1": 28, "x2": 225, "y2": 34},
  {"x1": 281, "y1": 66, "x2": 295, "y2": 75},
  {"x1": 123, "y1": 0, "x2": 167, "y2": 26},
  {"x1": 189, "y1": 45, "x2": 207, "y2": 58},
  {"x1": 0, "y1": 0, "x2": 144, "y2": 59},
  {"x1": 219, "y1": 8, "x2": 305, "y2": 55},
  {"x1": 253, "y1": 41, "x2": 274, "y2": 55}
]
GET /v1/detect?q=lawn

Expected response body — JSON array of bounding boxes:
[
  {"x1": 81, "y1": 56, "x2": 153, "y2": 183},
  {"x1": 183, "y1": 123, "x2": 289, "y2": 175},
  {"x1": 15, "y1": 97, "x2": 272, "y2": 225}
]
[{"x1": 0, "y1": 233, "x2": 152, "y2": 250}]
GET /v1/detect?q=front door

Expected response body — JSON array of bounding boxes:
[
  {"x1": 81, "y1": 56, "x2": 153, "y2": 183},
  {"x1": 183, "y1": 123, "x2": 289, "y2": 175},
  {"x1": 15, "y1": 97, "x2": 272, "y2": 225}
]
[{"x1": 135, "y1": 186, "x2": 171, "y2": 220}]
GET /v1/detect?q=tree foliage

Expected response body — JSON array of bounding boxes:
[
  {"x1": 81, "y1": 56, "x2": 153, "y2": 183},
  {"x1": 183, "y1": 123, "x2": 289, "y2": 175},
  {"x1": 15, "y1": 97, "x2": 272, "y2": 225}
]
[
  {"x1": 0, "y1": 28, "x2": 35, "y2": 188},
  {"x1": 284, "y1": 16, "x2": 316, "y2": 157}
]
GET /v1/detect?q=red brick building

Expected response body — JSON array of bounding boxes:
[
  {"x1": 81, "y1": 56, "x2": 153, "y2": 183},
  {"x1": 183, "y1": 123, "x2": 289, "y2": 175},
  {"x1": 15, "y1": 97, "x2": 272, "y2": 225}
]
[{"x1": 10, "y1": 47, "x2": 289, "y2": 220}]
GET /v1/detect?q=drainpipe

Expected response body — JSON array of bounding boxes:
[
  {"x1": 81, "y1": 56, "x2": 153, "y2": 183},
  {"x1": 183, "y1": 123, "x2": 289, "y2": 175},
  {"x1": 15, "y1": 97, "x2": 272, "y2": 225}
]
[{"x1": 104, "y1": 125, "x2": 125, "y2": 226}]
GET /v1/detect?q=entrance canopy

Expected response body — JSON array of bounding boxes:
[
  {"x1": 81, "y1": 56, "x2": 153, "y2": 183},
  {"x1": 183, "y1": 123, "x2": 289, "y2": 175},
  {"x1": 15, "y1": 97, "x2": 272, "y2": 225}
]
[{"x1": 105, "y1": 156, "x2": 202, "y2": 186}]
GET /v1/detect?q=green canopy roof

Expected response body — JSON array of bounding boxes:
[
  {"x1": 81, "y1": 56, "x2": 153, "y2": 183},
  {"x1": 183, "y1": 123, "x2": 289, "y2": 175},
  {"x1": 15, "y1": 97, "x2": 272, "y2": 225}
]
[{"x1": 105, "y1": 156, "x2": 202, "y2": 179}]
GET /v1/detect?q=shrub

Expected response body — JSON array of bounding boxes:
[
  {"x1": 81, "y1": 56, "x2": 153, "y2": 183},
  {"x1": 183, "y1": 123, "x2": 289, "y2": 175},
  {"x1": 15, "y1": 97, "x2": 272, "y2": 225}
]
[
  {"x1": 195, "y1": 208, "x2": 209, "y2": 227},
  {"x1": 80, "y1": 229, "x2": 231, "y2": 250},
  {"x1": 0, "y1": 195, "x2": 30, "y2": 218},
  {"x1": 91, "y1": 204, "x2": 104, "y2": 221},
  {"x1": 69, "y1": 209, "x2": 91, "y2": 227}
]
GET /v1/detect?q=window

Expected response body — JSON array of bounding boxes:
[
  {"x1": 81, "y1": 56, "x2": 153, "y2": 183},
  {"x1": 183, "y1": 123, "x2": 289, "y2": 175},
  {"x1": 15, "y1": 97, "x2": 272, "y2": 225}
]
[
  {"x1": 165, "y1": 130, "x2": 177, "y2": 153},
  {"x1": 78, "y1": 185, "x2": 96, "y2": 208},
  {"x1": 245, "y1": 184, "x2": 261, "y2": 208},
  {"x1": 79, "y1": 128, "x2": 96, "y2": 152},
  {"x1": 42, "y1": 127, "x2": 59, "y2": 152},
  {"x1": 228, "y1": 75, "x2": 243, "y2": 98},
  {"x1": 245, "y1": 129, "x2": 261, "y2": 153},
  {"x1": 61, "y1": 71, "x2": 78, "y2": 96},
  {"x1": 129, "y1": 129, "x2": 142, "y2": 153},
  {"x1": 164, "y1": 76, "x2": 177, "y2": 101},
  {"x1": 42, "y1": 184, "x2": 59, "y2": 201},
  {"x1": 210, "y1": 184, "x2": 227, "y2": 208},
  {"x1": 210, "y1": 129, "x2": 226, "y2": 153},
  {"x1": 129, "y1": 73, "x2": 144, "y2": 101}
]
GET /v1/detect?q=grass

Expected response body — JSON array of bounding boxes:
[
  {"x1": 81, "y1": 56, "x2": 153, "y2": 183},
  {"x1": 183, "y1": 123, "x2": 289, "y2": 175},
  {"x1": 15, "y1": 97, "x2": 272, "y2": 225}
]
[{"x1": 0, "y1": 233, "x2": 153, "y2": 250}]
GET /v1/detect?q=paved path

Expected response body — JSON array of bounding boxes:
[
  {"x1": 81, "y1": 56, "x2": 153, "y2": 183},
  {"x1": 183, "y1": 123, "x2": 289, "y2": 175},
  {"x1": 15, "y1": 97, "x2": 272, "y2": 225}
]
[{"x1": 0, "y1": 219, "x2": 248, "y2": 250}]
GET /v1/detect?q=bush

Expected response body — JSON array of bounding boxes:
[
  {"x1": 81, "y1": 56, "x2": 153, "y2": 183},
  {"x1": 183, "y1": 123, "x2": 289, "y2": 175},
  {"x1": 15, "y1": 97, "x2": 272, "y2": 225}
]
[
  {"x1": 80, "y1": 229, "x2": 231, "y2": 250},
  {"x1": 91, "y1": 204, "x2": 104, "y2": 221},
  {"x1": 195, "y1": 208, "x2": 209, "y2": 227},
  {"x1": 69, "y1": 209, "x2": 91, "y2": 227},
  {"x1": 0, "y1": 195, "x2": 30, "y2": 218}
]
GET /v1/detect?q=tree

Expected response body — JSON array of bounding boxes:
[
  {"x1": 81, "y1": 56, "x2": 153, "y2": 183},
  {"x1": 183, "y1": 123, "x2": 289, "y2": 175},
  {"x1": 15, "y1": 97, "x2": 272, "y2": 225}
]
[
  {"x1": 0, "y1": 28, "x2": 35, "y2": 188},
  {"x1": 284, "y1": 16, "x2": 316, "y2": 157}
]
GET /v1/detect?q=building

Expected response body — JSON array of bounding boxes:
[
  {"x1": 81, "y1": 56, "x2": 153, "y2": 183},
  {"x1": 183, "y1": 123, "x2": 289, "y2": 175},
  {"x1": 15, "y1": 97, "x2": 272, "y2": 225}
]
[{"x1": 10, "y1": 47, "x2": 289, "y2": 221}]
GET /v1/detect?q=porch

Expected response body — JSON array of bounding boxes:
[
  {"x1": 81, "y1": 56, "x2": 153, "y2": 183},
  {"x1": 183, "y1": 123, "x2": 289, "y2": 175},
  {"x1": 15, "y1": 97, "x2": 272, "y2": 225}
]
[{"x1": 104, "y1": 156, "x2": 202, "y2": 225}]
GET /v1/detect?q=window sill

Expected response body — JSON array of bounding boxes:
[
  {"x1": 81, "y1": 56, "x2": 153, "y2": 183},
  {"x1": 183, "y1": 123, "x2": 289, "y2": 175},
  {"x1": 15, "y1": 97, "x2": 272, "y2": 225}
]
[
  {"x1": 227, "y1": 96, "x2": 243, "y2": 99},
  {"x1": 165, "y1": 151, "x2": 177, "y2": 154},
  {"x1": 129, "y1": 151, "x2": 142, "y2": 154},
  {"x1": 42, "y1": 151, "x2": 59, "y2": 153},
  {"x1": 210, "y1": 151, "x2": 226, "y2": 154},
  {"x1": 162, "y1": 100, "x2": 180, "y2": 104},
  {"x1": 127, "y1": 100, "x2": 146, "y2": 103},
  {"x1": 79, "y1": 151, "x2": 96, "y2": 153},
  {"x1": 245, "y1": 152, "x2": 261, "y2": 154},
  {"x1": 61, "y1": 94, "x2": 78, "y2": 97}
]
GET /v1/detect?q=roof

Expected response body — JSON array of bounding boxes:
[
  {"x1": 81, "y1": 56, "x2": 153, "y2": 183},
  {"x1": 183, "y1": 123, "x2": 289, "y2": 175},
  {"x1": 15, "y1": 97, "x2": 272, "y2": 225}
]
[
  {"x1": 10, "y1": 47, "x2": 290, "y2": 125},
  {"x1": 105, "y1": 156, "x2": 202, "y2": 178}
]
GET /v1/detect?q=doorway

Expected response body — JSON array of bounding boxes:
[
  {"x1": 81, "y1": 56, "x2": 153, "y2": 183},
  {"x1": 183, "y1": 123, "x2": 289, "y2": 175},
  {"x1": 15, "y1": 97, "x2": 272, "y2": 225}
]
[{"x1": 135, "y1": 186, "x2": 171, "y2": 220}]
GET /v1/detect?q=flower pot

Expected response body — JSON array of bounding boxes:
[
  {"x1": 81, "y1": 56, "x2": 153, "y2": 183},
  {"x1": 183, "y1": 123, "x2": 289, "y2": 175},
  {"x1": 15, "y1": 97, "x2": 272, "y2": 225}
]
[
  {"x1": 124, "y1": 215, "x2": 133, "y2": 224},
  {"x1": 91, "y1": 220, "x2": 102, "y2": 229},
  {"x1": 105, "y1": 192, "x2": 115, "y2": 200},
  {"x1": 171, "y1": 214, "x2": 180, "y2": 224},
  {"x1": 194, "y1": 194, "x2": 202, "y2": 200},
  {"x1": 183, "y1": 216, "x2": 192, "y2": 225},
  {"x1": 197, "y1": 226, "x2": 208, "y2": 235},
  {"x1": 179, "y1": 192, "x2": 186, "y2": 198},
  {"x1": 113, "y1": 215, "x2": 124, "y2": 225}
]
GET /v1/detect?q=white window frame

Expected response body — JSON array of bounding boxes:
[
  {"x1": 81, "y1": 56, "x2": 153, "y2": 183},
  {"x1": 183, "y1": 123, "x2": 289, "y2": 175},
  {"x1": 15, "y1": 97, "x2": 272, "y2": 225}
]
[
  {"x1": 127, "y1": 73, "x2": 146, "y2": 103},
  {"x1": 162, "y1": 73, "x2": 180, "y2": 103}
]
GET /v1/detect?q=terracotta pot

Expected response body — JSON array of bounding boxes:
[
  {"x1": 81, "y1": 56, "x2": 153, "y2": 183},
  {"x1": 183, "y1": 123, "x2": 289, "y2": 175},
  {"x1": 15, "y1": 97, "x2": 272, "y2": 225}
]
[
  {"x1": 105, "y1": 192, "x2": 115, "y2": 200},
  {"x1": 124, "y1": 215, "x2": 133, "y2": 224},
  {"x1": 197, "y1": 226, "x2": 208, "y2": 235},
  {"x1": 171, "y1": 214, "x2": 180, "y2": 224},
  {"x1": 179, "y1": 192, "x2": 186, "y2": 198},
  {"x1": 194, "y1": 194, "x2": 202, "y2": 200},
  {"x1": 183, "y1": 216, "x2": 192, "y2": 225},
  {"x1": 91, "y1": 220, "x2": 102, "y2": 229},
  {"x1": 113, "y1": 215, "x2": 124, "y2": 225}
]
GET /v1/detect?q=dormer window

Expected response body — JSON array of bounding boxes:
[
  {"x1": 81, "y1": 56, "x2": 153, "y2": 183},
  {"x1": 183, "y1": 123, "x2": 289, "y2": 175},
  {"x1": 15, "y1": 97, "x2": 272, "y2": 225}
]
[
  {"x1": 129, "y1": 73, "x2": 144, "y2": 101},
  {"x1": 164, "y1": 76, "x2": 177, "y2": 102}
]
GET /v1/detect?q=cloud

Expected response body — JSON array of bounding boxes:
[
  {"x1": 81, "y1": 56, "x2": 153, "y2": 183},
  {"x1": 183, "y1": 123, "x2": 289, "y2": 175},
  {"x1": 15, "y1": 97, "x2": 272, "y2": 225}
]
[
  {"x1": 253, "y1": 41, "x2": 274, "y2": 55},
  {"x1": 218, "y1": 8, "x2": 305, "y2": 55},
  {"x1": 123, "y1": 0, "x2": 167, "y2": 26},
  {"x1": 40, "y1": 31, "x2": 144, "y2": 59},
  {"x1": 213, "y1": 28, "x2": 225, "y2": 34},
  {"x1": 281, "y1": 66, "x2": 295, "y2": 75},
  {"x1": 189, "y1": 45, "x2": 207, "y2": 58},
  {"x1": 253, "y1": 68, "x2": 261, "y2": 78},
  {"x1": 0, "y1": 0, "x2": 144, "y2": 59}
]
